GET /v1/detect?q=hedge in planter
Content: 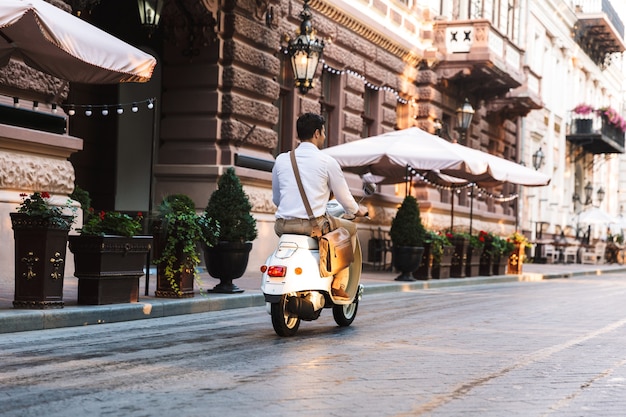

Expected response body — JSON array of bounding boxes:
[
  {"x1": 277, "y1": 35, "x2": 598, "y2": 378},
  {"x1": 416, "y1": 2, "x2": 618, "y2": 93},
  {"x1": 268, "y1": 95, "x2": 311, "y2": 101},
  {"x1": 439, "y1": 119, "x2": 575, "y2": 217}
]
[
  {"x1": 390, "y1": 195, "x2": 426, "y2": 281},
  {"x1": 202, "y1": 168, "x2": 257, "y2": 293}
]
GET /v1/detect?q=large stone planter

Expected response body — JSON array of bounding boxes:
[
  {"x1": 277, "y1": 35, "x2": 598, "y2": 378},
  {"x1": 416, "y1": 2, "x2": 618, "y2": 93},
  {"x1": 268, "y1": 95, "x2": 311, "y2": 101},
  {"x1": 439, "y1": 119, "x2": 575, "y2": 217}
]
[
  {"x1": 492, "y1": 253, "x2": 509, "y2": 275},
  {"x1": 204, "y1": 241, "x2": 253, "y2": 293},
  {"x1": 68, "y1": 235, "x2": 152, "y2": 305},
  {"x1": 479, "y1": 245, "x2": 495, "y2": 276},
  {"x1": 507, "y1": 243, "x2": 525, "y2": 274},
  {"x1": 465, "y1": 246, "x2": 481, "y2": 277},
  {"x1": 432, "y1": 245, "x2": 454, "y2": 279},
  {"x1": 393, "y1": 246, "x2": 424, "y2": 281},
  {"x1": 413, "y1": 242, "x2": 434, "y2": 280},
  {"x1": 152, "y1": 221, "x2": 196, "y2": 298},
  {"x1": 450, "y1": 237, "x2": 468, "y2": 278},
  {"x1": 10, "y1": 213, "x2": 72, "y2": 309}
]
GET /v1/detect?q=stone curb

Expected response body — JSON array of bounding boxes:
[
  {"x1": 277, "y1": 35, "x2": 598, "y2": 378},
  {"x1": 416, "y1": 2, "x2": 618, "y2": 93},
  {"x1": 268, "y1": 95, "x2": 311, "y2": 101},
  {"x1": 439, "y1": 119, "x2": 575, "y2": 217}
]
[{"x1": 2, "y1": 266, "x2": 626, "y2": 334}]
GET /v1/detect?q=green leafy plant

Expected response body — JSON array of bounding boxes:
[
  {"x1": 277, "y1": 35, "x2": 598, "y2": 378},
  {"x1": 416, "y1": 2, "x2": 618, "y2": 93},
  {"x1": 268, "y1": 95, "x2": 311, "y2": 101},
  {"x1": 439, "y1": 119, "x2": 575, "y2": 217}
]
[
  {"x1": 79, "y1": 209, "x2": 144, "y2": 237},
  {"x1": 154, "y1": 194, "x2": 220, "y2": 296},
  {"x1": 204, "y1": 167, "x2": 257, "y2": 243},
  {"x1": 491, "y1": 234, "x2": 515, "y2": 256},
  {"x1": 390, "y1": 195, "x2": 426, "y2": 247},
  {"x1": 424, "y1": 230, "x2": 451, "y2": 264},
  {"x1": 69, "y1": 185, "x2": 91, "y2": 220},
  {"x1": 16, "y1": 191, "x2": 75, "y2": 228}
]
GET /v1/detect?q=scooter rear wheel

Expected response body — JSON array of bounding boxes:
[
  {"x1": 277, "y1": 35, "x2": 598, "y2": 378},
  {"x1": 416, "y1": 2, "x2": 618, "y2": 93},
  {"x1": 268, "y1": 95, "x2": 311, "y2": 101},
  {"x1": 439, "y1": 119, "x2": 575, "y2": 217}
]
[
  {"x1": 332, "y1": 298, "x2": 359, "y2": 327},
  {"x1": 271, "y1": 295, "x2": 300, "y2": 337}
]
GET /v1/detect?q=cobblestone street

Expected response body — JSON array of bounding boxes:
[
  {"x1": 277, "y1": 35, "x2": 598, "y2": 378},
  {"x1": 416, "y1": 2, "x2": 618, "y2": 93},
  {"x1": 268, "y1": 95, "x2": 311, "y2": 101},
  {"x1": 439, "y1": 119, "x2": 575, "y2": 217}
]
[{"x1": 2, "y1": 273, "x2": 626, "y2": 416}]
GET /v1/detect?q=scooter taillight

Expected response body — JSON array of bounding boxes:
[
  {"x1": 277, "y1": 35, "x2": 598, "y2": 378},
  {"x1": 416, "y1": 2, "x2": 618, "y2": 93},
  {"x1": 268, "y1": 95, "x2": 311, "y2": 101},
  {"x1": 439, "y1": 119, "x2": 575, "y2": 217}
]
[{"x1": 267, "y1": 265, "x2": 287, "y2": 277}]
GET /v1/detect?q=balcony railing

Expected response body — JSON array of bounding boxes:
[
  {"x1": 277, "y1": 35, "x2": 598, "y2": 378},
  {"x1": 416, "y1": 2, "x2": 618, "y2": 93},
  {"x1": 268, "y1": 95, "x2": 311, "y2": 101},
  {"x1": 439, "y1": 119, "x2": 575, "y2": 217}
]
[
  {"x1": 433, "y1": 19, "x2": 525, "y2": 101},
  {"x1": 566, "y1": 114, "x2": 625, "y2": 154},
  {"x1": 572, "y1": 0, "x2": 625, "y2": 67}
]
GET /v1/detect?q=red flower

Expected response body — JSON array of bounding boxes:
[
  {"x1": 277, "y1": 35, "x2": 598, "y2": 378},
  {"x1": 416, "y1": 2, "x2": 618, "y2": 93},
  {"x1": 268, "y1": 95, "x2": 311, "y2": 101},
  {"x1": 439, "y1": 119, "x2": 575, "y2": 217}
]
[
  {"x1": 40, "y1": 191, "x2": 50, "y2": 199},
  {"x1": 19, "y1": 193, "x2": 27, "y2": 197},
  {"x1": 99, "y1": 210, "x2": 105, "y2": 220}
]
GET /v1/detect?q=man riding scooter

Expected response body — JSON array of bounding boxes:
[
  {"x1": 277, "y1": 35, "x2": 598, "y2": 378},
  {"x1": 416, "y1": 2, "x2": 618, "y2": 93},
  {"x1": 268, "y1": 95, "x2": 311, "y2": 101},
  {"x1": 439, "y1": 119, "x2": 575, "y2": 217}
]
[{"x1": 272, "y1": 112, "x2": 368, "y2": 299}]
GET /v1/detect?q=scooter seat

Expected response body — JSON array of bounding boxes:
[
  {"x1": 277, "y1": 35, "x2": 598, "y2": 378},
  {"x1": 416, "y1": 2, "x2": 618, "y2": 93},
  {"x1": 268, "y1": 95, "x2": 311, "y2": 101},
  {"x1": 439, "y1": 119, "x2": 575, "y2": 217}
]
[{"x1": 278, "y1": 233, "x2": 319, "y2": 250}]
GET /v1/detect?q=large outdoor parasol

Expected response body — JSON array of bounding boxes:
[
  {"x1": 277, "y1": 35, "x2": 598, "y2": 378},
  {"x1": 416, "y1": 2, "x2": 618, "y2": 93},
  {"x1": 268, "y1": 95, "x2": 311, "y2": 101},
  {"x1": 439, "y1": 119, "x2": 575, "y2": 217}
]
[{"x1": 0, "y1": 0, "x2": 156, "y2": 84}]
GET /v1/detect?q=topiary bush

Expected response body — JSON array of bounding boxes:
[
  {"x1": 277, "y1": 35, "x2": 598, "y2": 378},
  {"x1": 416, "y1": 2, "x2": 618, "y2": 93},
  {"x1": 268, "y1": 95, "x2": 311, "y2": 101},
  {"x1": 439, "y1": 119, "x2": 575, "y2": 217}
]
[
  {"x1": 389, "y1": 195, "x2": 426, "y2": 247},
  {"x1": 204, "y1": 167, "x2": 257, "y2": 243}
]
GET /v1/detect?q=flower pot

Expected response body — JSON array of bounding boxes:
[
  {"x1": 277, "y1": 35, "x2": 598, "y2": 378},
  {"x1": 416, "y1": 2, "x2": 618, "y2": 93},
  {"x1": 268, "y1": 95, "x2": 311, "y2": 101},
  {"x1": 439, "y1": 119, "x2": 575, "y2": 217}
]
[
  {"x1": 492, "y1": 253, "x2": 509, "y2": 275},
  {"x1": 574, "y1": 118, "x2": 593, "y2": 134},
  {"x1": 10, "y1": 213, "x2": 72, "y2": 309},
  {"x1": 465, "y1": 246, "x2": 480, "y2": 277},
  {"x1": 413, "y1": 242, "x2": 433, "y2": 280},
  {"x1": 152, "y1": 221, "x2": 196, "y2": 298},
  {"x1": 450, "y1": 237, "x2": 468, "y2": 278},
  {"x1": 204, "y1": 241, "x2": 253, "y2": 293},
  {"x1": 68, "y1": 235, "x2": 152, "y2": 305},
  {"x1": 479, "y1": 245, "x2": 495, "y2": 276},
  {"x1": 393, "y1": 246, "x2": 424, "y2": 281},
  {"x1": 432, "y1": 245, "x2": 454, "y2": 279},
  {"x1": 507, "y1": 243, "x2": 524, "y2": 274}
]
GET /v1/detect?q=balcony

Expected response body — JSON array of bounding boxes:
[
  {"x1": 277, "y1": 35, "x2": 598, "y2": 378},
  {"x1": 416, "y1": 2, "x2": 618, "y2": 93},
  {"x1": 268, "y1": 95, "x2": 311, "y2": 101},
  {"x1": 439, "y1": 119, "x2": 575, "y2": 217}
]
[
  {"x1": 433, "y1": 19, "x2": 525, "y2": 101},
  {"x1": 486, "y1": 66, "x2": 543, "y2": 121},
  {"x1": 566, "y1": 115, "x2": 625, "y2": 154},
  {"x1": 572, "y1": 0, "x2": 625, "y2": 67}
]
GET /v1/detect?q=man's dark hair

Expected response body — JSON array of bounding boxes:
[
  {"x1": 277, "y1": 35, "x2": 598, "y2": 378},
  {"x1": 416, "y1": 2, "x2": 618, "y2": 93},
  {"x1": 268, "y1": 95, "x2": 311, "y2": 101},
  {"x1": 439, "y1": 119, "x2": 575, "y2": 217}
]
[{"x1": 297, "y1": 113, "x2": 325, "y2": 140}]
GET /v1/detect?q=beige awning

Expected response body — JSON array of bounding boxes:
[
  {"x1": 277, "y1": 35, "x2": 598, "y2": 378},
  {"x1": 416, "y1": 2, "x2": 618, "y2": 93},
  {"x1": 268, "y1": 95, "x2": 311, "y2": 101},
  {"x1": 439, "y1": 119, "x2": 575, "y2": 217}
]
[{"x1": 0, "y1": 0, "x2": 156, "y2": 84}]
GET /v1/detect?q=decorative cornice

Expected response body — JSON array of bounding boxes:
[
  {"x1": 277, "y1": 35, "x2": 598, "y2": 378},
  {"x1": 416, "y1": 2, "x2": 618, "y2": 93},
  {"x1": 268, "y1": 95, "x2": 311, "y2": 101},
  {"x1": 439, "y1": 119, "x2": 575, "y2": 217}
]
[{"x1": 310, "y1": 0, "x2": 423, "y2": 67}]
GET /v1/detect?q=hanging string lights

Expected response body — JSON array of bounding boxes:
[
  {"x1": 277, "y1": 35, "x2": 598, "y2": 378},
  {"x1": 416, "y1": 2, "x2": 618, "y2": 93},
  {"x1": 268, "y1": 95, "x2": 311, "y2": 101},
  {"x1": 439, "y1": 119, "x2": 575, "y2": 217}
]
[
  {"x1": 408, "y1": 170, "x2": 519, "y2": 202},
  {"x1": 322, "y1": 63, "x2": 409, "y2": 104},
  {"x1": 64, "y1": 98, "x2": 156, "y2": 117}
]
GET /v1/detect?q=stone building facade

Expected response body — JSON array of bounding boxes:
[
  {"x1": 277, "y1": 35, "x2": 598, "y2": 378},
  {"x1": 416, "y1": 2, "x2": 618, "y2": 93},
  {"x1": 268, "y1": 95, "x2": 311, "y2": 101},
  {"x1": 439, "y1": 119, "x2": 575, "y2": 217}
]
[{"x1": 6, "y1": 0, "x2": 621, "y2": 289}]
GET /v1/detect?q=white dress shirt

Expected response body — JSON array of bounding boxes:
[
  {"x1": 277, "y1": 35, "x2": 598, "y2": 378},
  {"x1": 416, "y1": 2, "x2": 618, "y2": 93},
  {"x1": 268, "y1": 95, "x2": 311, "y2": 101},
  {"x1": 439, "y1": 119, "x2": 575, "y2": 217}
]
[{"x1": 272, "y1": 142, "x2": 359, "y2": 219}]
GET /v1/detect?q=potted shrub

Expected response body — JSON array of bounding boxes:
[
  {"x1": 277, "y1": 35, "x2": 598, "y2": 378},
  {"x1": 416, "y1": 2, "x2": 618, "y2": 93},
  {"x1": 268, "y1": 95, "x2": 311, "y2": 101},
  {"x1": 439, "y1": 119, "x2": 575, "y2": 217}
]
[
  {"x1": 414, "y1": 230, "x2": 450, "y2": 280},
  {"x1": 202, "y1": 167, "x2": 257, "y2": 293},
  {"x1": 153, "y1": 194, "x2": 218, "y2": 298},
  {"x1": 507, "y1": 231, "x2": 530, "y2": 274},
  {"x1": 390, "y1": 195, "x2": 426, "y2": 281},
  {"x1": 478, "y1": 231, "x2": 496, "y2": 276},
  {"x1": 68, "y1": 206, "x2": 152, "y2": 305},
  {"x1": 466, "y1": 231, "x2": 486, "y2": 277},
  {"x1": 491, "y1": 235, "x2": 515, "y2": 275},
  {"x1": 446, "y1": 230, "x2": 469, "y2": 278},
  {"x1": 10, "y1": 191, "x2": 76, "y2": 309},
  {"x1": 573, "y1": 103, "x2": 594, "y2": 133}
]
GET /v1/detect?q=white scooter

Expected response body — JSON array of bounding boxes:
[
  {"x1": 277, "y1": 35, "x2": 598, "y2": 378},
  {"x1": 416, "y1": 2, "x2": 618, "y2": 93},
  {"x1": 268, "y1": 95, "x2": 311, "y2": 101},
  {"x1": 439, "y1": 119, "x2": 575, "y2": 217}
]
[{"x1": 261, "y1": 190, "x2": 372, "y2": 337}]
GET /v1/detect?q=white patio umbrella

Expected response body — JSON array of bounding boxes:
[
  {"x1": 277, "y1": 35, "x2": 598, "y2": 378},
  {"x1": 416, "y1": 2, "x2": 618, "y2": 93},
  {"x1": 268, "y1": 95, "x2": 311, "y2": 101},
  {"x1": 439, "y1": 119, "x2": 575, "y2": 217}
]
[
  {"x1": 322, "y1": 127, "x2": 488, "y2": 183},
  {"x1": 577, "y1": 207, "x2": 617, "y2": 226},
  {"x1": 0, "y1": 0, "x2": 156, "y2": 84},
  {"x1": 446, "y1": 143, "x2": 551, "y2": 187}
]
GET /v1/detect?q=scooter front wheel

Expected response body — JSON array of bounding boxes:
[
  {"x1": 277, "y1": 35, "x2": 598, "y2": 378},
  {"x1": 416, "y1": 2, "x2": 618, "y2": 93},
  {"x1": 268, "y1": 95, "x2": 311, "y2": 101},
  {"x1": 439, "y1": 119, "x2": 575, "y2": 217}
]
[
  {"x1": 332, "y1": 298, "x2": 359, "y2": 327},
  {"x1": 271, "y1": 295, "x2": 301, "y2": 337}
]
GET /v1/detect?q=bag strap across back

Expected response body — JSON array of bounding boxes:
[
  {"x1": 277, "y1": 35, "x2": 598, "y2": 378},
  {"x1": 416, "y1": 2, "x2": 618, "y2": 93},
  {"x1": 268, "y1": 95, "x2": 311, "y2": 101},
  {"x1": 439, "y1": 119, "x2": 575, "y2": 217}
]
[{"x1": 290, "y1": 150, "x2": 323, "y2": 237}]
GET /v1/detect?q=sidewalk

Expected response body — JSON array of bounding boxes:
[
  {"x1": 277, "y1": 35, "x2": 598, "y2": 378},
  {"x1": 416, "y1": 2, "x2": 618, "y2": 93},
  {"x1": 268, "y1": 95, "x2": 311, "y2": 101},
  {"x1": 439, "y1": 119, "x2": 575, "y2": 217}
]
[{"x1": 1, "y1": 262, "x2": 625, "y2": 334}]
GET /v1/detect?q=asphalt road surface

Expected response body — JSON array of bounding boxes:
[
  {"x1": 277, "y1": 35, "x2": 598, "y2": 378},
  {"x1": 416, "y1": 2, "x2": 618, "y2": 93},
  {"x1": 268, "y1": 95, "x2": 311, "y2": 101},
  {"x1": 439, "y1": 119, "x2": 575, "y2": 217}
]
[{"x1": 2, "y1": 275, "x2": 626, "y2": 416}]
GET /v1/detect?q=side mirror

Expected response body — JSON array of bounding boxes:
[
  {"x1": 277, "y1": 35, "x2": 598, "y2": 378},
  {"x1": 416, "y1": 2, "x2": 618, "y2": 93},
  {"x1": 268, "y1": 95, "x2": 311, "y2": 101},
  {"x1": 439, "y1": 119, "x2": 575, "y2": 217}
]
[{"x1": 362, "y1": 182, "x2": 377, "y2": 196}]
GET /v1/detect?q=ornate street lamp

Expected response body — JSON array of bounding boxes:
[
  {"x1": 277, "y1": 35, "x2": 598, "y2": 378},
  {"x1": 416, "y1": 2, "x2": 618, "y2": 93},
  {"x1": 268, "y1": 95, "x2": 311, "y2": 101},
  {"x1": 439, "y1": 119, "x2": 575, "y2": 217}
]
[
  {"x1": 532, "y1": 148, "x2": 545, "y2": 170},
  {"x1": 287, "y1": 0, "x2": 324, "y2": 94},
  {"x1": 455, "y1": 98, "x2": 474, "y2": 145},
  {"x1": 137, "y1": 0, "x2": 164, "y2": 36},
  {"x1": 597, "y1": 187, "x2": 605, "y2": 205}
]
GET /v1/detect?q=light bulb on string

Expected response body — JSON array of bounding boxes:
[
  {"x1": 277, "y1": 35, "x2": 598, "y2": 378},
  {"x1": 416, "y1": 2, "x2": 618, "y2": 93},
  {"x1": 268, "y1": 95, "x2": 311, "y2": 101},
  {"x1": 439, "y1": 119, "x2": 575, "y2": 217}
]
[
  {"x1": 131, "y1": 102, "x2": 138, "y2": 112},
  {"x1": 116, "y1": 106, "x2": 123, "y2": 115},
  {"x1": 147, "y1": 99, "x2": 154, "y2": 110},
  {"x1": 85, "y1": 106, "x2": 92, "y2": 117},
  {"x1": 68, "y1": 106, "x2": 75, "y2": 116}
]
